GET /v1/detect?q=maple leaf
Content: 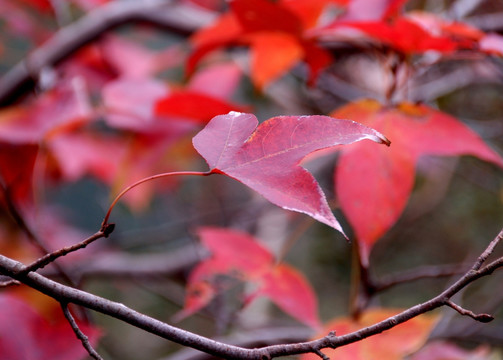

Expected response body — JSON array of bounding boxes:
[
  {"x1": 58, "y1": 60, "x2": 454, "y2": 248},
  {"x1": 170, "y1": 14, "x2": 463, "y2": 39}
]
[
  {"x1": 193, "y1": 112, "x2": 389, "y2": 234},
  {"x1": 0, "y1": 142, "x2": 38, "y2": 206},
  {"x1": 311, "y1": 5, "x2": 503, "y2": 56},
  {"x1": 333, "y1": 100, "x2": 503, "y2": 264},
  {"x1": 188, "y1": 0, "x2": 334, "y2": 88},
  {"x1": 312, "y1": 17, "x2": 459, "y2": 54},
  {"x1": 301, "y1": 308, "x2": 437, "y2": 360},
  {"x1": 177, "y1": 227, "x2": 321, "y2": 328},
  {"x1": 0, "y1": 85, "x2": 92, "y2": 205},
  {"x1": 252, "y1": 263, "x2": 321, "y2": 329},
  {"x1": 0, "y1": 294, "x2": 101, "y2": 360}
]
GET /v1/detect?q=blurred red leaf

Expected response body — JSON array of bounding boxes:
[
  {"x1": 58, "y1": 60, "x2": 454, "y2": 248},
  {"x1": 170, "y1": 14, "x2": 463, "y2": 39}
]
[
  {"x1": 102, "y1": 77, "x2": 170, "y2": 132},
  {"x1": 17, "y1": 0, "x2": 52, "y2": 12},
  {"x1": 0, "y1": 85, "x2": 91, "y2": 205},
  {"x1": 193, "y1": 112, "x2": 389, "y2": 234},
  {"x1": 178, "y1": 227, "x2": 320, "y2": 327},
  {"x1": 187, "y1": 62, "x2": 242, "y2": 99},
  {"x1": 314, "y1": 17, "x2": 458, "y2": 54},
  {"x1": 333, "y1": 100, "x2": 503, "y2": 263},
  {"x1": 100, "y1": 35, "x2": 185, "y2": 78},
  {"x1": 301, "y1": 308, "x2": 437, "y2": 360},
  {"x1": 0, "y1": 294, "x2": 101, "y2": 360},
  {"x1": 47, "y1": 131, "x2": 126, "y2": 184},
  {"x1": 0, "y1": 85, "x2": 91, "y2": 143},
  {"x1": 155, "y1": 92, "x2": 247, "y2": 123},
  {"x1": 247, "y1": 32, "x2": 304, "y2": 89},
  {"x1": 0, "y1": 143, "x2": 38, "y2": 206},
  {"x1": 177, "y1": 227, "x2": 274, "y2": 320},
  {"x1": 189, "y1": 0, "x2": 333, "y2": 88},
  {"x1": 253, "y1": 263, "x2": 321, "y2": 329},
  {"x1": 407, "y1": 11, "x2": 484, "y2": 41},
  {"x1": 231, "y1": 0, "x2": 302, "y2": 34},
  {"x1": 197, "y1": 227, "x2": 273, "y2": 275}
]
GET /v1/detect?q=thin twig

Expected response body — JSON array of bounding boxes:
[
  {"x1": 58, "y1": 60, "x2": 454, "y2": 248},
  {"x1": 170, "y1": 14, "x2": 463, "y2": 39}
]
[
  {"x1": 313, "y1": 349, "x2": 330, "y2": 360},
  {"x1": 472, "y1": 227, "x2": 503, "y2": 270},
  {"x1": 17, "y1": 226, "x2": 112, "y2": 275},
  {"x1": 445, "y1": 300, "x2": 494, "y2": 323},
  {"x1": 60, "y1": 302, "x2": 104, "y2": 360}
]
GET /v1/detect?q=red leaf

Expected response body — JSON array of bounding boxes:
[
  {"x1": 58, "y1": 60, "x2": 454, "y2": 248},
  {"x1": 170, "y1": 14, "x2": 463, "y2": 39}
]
[
  {"x1": 155, "y1": 92, "x2": 247, "y2": 123},
  {"x1": 193, "y1": 112, "x2": 389, "y2": 234},
  {"x1": 302, "y1": 41, "x2": 333, "y2": 86},
  {"x1": 231, "y1": 0, "x2": 302, "y2": 35},
  {"x1": 0, "y1": 294, "x2": 101, "y2": 360},
  {"x1": 312, "y1": 14, "x2": 465, "y2": 54},
  {"x1": 0, "y1": 85, "x2": 91, "y2": 143},
  {"x1": 187, "y1": 62, "x2": 242, "y2": 99},
  {"x1": 102, "y1": 77, "x2": 170, "y2": 132},
  {"x1": 407, "y1": 11, "x2": 484, "y2": 41},
  {"x1": 254, "y1": 263, "x2": 321, "y2": 328},
  {"x1": 247, "y1": 32, "x2": 304, "y2": 89},
  {"x1": 176, "y1": 227, "x2": 273, "y2": 320},
  {"x1": 197, "y1": 226, "x2": 274, "y2": 276},
  {"x1": 0, "y1": 142, "x2": 38, "y2": 206},
  {"x1": 47, "y1": 131, "x2": 126, "y2": 184},
  {"x1": 301, "y1": 308, "x2": 437, "y2": 360},
  {"x1": 333, "y1": 100, "x2": 503, "y2": 264},
  {"x1": 188, "y1": 0, "x2": 333, "y2": 87},
  {"x1": 178, "y1": 227, "x2": 320, "y2": 327},
  {"x1": 100, "y1": 35, "x2": 160, "y2": 78},
  {"x1": 190, "y1": 12, "x2": 241, "y2": 48}
]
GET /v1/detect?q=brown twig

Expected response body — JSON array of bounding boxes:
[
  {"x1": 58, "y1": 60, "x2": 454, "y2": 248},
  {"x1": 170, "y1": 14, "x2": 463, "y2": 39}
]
[
  {"x1": 60, "y1": 302, "x2": 104, "y2": 360},
  {"x1": 445, "y1": 300, "x2": 494, "y2": 323},
  {"x1": 17, "y1": 225, "x2": 113, "y2": 275},
  {"x1": 0, "y1": 227, "x2": 501, "y2": 359},
  {"x1": 0, "y1": 0, "x2": 215, "y2": 106}
]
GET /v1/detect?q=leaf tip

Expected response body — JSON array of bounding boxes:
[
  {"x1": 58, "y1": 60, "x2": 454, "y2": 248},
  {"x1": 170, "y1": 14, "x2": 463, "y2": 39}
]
[{"x1": 378, "y1": 134, "x2": 391, "y2": 147}]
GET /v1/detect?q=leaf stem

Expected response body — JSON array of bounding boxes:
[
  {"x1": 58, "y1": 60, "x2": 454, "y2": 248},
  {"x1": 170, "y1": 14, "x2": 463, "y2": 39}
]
[{"x1": 101, "y1": 170, "x2": 212, "y2": 227}]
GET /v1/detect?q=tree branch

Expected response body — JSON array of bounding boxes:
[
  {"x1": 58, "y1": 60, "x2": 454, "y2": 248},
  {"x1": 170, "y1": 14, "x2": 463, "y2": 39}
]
[
  {"x1": 0, "y1": 0, "x2": 215, "y2": 107},
  {"x1": 445, "y1": 300, "x2": 494, "y2": 323},
  {"x1": 60, "y1": 302, "x2": 104, "y2": 360},
  {"x1": 17, "y1": 225, "x2": 112, "y2": 275},
  {"x1": 0, "y1": 226, "x2": 501, "y2": 359}
]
